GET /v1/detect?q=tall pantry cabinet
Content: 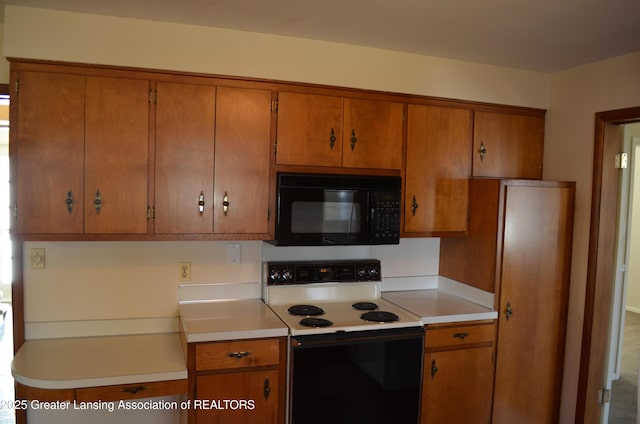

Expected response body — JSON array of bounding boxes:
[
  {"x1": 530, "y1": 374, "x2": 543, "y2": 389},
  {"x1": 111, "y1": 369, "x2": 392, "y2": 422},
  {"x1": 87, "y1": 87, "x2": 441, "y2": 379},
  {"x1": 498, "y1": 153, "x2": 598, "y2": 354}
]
[{"x1": 440, "y1": 178, "x2": 575, "y2": 424}]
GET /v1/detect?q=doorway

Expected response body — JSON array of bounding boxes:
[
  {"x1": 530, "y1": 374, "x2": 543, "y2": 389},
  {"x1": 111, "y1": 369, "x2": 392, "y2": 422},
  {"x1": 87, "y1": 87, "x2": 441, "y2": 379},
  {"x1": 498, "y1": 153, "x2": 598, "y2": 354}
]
[
  {"x1": 577, "y1": 107, "x2": 640, "y2": 424},
  {"x1": 608, "y1": 129, "x2": 640, "y2": 423}
]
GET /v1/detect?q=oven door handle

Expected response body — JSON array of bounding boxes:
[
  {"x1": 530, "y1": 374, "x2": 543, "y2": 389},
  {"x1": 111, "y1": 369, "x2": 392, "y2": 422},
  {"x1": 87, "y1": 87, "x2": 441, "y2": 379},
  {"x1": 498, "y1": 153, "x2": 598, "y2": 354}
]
[{"x1": 291, "y1": 327, "x2": 424, "y2": 348}]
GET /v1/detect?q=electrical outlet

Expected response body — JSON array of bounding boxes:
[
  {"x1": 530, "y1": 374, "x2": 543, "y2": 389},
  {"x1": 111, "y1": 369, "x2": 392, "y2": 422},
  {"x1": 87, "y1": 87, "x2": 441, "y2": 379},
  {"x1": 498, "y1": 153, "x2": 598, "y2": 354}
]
[
  {"x1": 227, "y1": 243, "x2": 241, "y2": 264},
  {"x1": 30, "y1": 248, "x2": 45, "y2": 270},
  {"x1": 178, "y1": 262, "x2": 191, "y2": 282}
]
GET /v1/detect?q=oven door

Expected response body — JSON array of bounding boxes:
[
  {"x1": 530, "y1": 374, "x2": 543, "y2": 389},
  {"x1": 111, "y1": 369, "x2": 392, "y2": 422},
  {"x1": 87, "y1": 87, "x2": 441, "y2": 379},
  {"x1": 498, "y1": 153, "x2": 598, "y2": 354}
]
[{"x1": 288, "y1": 327, "x2": 424, "y2": 424}]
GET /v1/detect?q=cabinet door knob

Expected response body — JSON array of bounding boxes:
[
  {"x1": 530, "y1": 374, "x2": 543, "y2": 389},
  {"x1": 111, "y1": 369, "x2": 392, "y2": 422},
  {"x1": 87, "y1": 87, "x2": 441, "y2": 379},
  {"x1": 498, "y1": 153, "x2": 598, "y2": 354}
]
[
  {"x1": 350, "y1": 129, "x2": 357, "y2": 151},
  {"x1": 263, "y1": 378, "x2": 271, "y2": 400},
  {"x1": 222, "y1": 192, "x2": 230, "y2": 216},
  {"x1": 479, "y1": 141, "x2": 487, "y2": 161},
  {"x1": 430, "y1": 359, "x2": 438, "y2": 379},
  {"x1": 411, "y1": 195, "x2": 419, "y2": 216},
  {"x1": 505, "y1": 302, "x2": 514, "y2": 320},
  {"x1": 198, "y1": 191, "x2": 205, "y2": 215},
  {"x1": 329, "y1": 128, "x2": 336, "y2": 150},
  {"x1": 66, "y1": 190, "x2": 74, "y2": 214},
  {"x1": 94, "y1": 190, "x2": 102, "y2": 214}
]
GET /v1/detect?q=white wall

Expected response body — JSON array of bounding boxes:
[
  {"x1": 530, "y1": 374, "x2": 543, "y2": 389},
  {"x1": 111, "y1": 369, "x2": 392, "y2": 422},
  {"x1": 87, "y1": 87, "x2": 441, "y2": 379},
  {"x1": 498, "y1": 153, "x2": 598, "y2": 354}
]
[
  {"x1": 3, "y1": 6, "x2": 549, "y2": 108},
  {"x1": 545, "y1": 51, "x2": 640, "y2": 423}
]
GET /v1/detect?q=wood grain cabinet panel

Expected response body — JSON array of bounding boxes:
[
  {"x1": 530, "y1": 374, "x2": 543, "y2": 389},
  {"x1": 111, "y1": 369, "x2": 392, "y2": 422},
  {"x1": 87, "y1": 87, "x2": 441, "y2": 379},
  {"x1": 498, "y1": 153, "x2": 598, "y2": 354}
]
[
  {"x1": 15, "y1": 71, "x2": 85, "y2": 234},
  {"x1": 154, "y1": 82, "x2": 216, "y2": 234},
  {"x1": 424, "y1": 322, "x2": 495, "y2": 349},
  {"x1": 213, "y1": 86, "x2": 274, "y2": 236},
  {"x1": 14, "y1": 72, "x2": 150, "y2": 235},
  {"x1": 276, "y1": 92, "x2": 403, "y2": 170},
  {"x1": 342, "y1": 98, "x2": 403, "y2": 169},
  {"x1": 472, "y1": 111, "x2": 544, "y2": 179},
  {"x1": 189, "y1": 337, "x2": 285, "y2": 424},
  {"x1": 422, "y1": 346, "x2": 494, "y2": 424},
  {"x1": 84, "y1": 76, "x2": 150, "y2": 234},
  {"x1": 195, "y1": 370, "x2": 280, "y2": 424},
  {"x1": 275, "y1": 92, "x2": 343, "y2": 167},
  {"x1": 195, "y1": 338, "x2": 280, "y2": 371},
  {"x1": 421, "y1": 321, "x2": 496, "y2": 424},
  {"x1": 76, "y1": 379, "x2": 188, "y2": 402},
  {"x1": 404, "y1": 104, "x2": 471, "y2": 236},
  {"x1": 440, "y1": 178, "x2": 575, "y2": 424}
]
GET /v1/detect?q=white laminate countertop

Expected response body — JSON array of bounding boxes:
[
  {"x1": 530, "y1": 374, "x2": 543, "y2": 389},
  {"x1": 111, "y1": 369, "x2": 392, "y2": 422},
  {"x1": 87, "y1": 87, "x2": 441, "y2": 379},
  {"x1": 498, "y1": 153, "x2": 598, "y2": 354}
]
[
  {"x1": 12, "y1": 333, "x2": 187, "y2": 390},
  {"x1": 382, "y1": 290, "x2": 498, "y2": 324},
  {"x1": 179, "y1": 299, "x2": 289, "y2": 343}
]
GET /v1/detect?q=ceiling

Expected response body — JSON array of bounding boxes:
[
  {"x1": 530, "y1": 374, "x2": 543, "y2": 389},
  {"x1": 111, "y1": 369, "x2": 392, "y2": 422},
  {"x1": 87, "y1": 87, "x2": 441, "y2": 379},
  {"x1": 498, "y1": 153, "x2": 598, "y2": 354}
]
[{"x1": 1, "y1": 0, "x2": 639, "y2": 72}]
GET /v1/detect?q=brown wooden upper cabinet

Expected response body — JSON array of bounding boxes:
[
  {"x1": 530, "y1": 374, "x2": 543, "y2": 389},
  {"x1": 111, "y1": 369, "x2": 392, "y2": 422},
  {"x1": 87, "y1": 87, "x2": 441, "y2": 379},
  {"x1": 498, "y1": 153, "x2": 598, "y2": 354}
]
[
  {"x1": 212, "y1": 86, "x2": 274, "y2": 236},
  {"x1": 276, "y1": 91, "x2": 403, "y2": 169},
  {"x1": 154, "y1": 83, "x2": 274, "y2": 237},
  {"x1": 15, "y1": 71, "x2": 85, "y2": 234},
  {"x1": 154, "y1": 81, "x2": 217, "y2": 234},
  {"x1": 84, "y1": 76, "x2": 150, "y2": 234},
  {"x1": 14, "y1": 71, "x2": 150, "y2": 234},
  {"x1": 472, "y1": 111, "x2": 544, "y2": 179},
  {"x1": 404, "y1": 104, "x2": 472, "y2": 236}
]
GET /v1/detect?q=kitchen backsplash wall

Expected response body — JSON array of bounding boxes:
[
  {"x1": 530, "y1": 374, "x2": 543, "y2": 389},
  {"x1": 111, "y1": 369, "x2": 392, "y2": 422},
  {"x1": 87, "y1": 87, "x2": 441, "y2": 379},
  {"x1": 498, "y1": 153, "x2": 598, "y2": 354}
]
[{"x1": 22, "y1": 239, "x2": 439, "y2": 334}]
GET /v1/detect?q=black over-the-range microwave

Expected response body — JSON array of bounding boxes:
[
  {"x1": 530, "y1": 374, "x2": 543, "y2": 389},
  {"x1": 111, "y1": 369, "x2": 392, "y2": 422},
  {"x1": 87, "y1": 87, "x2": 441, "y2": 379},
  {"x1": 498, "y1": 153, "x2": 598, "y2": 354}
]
[{"x1": 270, "y1": 172, "x2": 401, "y2": 246}]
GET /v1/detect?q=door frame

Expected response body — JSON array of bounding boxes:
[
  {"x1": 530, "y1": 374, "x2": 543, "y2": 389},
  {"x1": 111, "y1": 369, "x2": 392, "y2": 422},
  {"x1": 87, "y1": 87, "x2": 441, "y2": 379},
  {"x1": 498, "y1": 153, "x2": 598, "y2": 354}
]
[{"x1": 577, "y1": 106, "x2": 640, "y2": 423}]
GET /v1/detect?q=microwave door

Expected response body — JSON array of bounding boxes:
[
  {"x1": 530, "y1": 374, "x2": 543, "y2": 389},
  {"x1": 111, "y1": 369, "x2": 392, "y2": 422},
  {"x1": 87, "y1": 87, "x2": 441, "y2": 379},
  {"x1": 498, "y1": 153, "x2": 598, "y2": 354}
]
[{"x1": 282, "y1": 189, "x2": 365, "y2": 245}]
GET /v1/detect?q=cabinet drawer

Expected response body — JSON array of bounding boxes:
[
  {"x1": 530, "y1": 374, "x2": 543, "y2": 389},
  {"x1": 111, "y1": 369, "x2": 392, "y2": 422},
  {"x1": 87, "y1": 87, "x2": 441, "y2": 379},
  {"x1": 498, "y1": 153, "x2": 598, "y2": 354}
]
[
  {"x1": 76, "y1": 379, "x2": 188, "y2": 402},
  {"x1": 196, "y1": 338, "x2": 280, "y2": 371},
  {"x1": 425, "y1": 323, "x2": 495, "y2": 349}
]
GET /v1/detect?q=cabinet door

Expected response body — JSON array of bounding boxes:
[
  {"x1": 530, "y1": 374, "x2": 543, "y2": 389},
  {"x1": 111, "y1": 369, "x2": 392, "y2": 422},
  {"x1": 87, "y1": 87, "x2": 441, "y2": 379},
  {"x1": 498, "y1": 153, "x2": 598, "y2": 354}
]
[
  {"x1": 472, "y1": 111, "x2": 544, "y2": 179},
  {"x1": 84, "y1": 76, "x2": 150, "y2": 234},
  {"x1": 492, "y1": 183, "x2": 574, "y2": 424},
  {"x1": 276, "y1": 92, "x2": 343, "y2": 167},
  {"x1": 195, "y1": 370, "x2": 279, "y2": 424},
  {"x1": 155, "y1": 82, "x2": 216, "y2": 234},
  {"x1": 15, "y1": 71, "x2": 85, "y2": 234},
  {"x1": 405, "y1": 105, "x2": 471, "y2": 235},
  {"x1": 214, "y1": 86, "x2": 273, "y2": 235},
  {"x1": 343, "y1": 98, "x2": 403, "y2": 169},
  {"x1": 422, "y1": 347, "x2": 494, "y2": 424}
]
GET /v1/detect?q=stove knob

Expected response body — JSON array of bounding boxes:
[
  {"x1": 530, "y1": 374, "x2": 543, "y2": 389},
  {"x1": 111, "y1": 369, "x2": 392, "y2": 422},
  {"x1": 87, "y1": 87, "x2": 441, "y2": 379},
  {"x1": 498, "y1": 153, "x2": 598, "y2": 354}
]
[
  {"x1": 281, "y1": 269, "x2": 293, "y2": 281},
  {"x1": 368, "y1": 267, "x2": 380, "y2": 279},
  {"x1": 269, "y1": 270, "x2": 280, "y2": 282},
  {"x1": 357, "y1": 268, "x2": 367, "y2": 279}
]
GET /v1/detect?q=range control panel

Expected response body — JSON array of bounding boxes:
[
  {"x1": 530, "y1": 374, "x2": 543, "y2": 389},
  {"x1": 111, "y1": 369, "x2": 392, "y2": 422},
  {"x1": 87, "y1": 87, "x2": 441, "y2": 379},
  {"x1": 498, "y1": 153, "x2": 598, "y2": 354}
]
[{"x1": 265, "y1": 259, "x2": 381, "y2": 286}]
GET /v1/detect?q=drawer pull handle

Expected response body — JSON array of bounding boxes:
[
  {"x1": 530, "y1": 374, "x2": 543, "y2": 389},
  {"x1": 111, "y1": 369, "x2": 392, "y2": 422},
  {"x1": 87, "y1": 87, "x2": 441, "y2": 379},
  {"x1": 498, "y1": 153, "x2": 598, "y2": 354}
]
[
  {"x1": 453, "y1": 332, "x2": 469, "y2": 339},
  {"x1": 430, "y1": 359, "x2": 438, "y2": 379},
  {"x1": 228, "y1": 351, "x2": 251, "y2": 359},
  {"x1": 121, "y1": 385, "x2": 147, "y2": 394}
]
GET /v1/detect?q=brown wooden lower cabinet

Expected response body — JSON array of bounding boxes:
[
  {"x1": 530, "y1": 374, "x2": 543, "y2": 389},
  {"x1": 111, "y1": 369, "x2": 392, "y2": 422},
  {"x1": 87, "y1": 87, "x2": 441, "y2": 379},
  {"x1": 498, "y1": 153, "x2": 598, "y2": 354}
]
[
  {"x1": 195, "y1": 370, "x2": 279, "y2": 424},
  {"x1": 187, "y1": 337, "x2": 286, "y2": 424},
  {"x1": 420, "y1": 321, "x2": 496, "y2": 424},
  {"x1": 15, "y1": 379, "x2": 187, "y2": 424}
]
